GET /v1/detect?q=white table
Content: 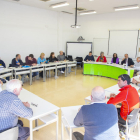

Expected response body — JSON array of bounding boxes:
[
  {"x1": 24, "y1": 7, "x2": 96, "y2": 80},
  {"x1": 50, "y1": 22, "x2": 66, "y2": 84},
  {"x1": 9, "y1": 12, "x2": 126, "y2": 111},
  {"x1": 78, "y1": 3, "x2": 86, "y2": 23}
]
[
  {"x1": 66, "y1": 61, "x2": 77, "y2": 75},
  {"x1": 61, "y1": 105, "x2": 82, "y2": 140},
  {"x1": 10, "y1": 67, "x2": 31, "y2": 83},
  {"x1": 18, "y1": 89, "x2": 60, "y2": 140},
  {"x1": 0, "y1": 68, "x2": 13, "y2": 79},
  {"x1": 84, "y1": 84, "x2": 140, "y2": 105},
  {"x1": 30, "y1": 65, "x2": 44, "y2": 85},
  {"x1": 43, "y1": 61, "x2": 77, "y2": 81},
  {"x1": 1, "y1": 84, "x2": 60, "y2": 140}
]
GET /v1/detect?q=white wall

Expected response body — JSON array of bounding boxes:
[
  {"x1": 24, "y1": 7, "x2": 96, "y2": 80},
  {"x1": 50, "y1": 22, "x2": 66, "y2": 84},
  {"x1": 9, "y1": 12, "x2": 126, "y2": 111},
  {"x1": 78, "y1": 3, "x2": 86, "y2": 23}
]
[
  {"x1": 78, "y1": 10, "x2": 140, "y2": 62},
  {"x1": 0, "y1": 0, "x2": 79, "y2": 67},
  {"x1": 1, "y1": 0, "x2": 140, "y2": 66}
]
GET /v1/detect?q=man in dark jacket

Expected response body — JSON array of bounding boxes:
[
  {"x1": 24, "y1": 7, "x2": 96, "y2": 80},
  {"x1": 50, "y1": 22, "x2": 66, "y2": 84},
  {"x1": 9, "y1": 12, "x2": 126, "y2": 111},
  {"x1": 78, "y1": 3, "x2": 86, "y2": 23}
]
[
  {"x1": 11, "y1": 54, "x2": 26, "y2": 83},
  {"x1": 84, "y1": 51, "x2": 95, "y2": 61},
  {"x1": 121, "y1": 54, "x2": 134, "y2": 67},
  {"x1": 11, "y1": 54, "x2": 25, "y2": 67}
]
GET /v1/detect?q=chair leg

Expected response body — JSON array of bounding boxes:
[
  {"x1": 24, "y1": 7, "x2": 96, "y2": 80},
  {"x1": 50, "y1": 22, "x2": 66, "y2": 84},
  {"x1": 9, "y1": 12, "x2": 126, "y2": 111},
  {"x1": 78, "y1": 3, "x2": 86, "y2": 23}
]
[{"x1": 126, "y1": 121, "x2": 129, "y2": 140}]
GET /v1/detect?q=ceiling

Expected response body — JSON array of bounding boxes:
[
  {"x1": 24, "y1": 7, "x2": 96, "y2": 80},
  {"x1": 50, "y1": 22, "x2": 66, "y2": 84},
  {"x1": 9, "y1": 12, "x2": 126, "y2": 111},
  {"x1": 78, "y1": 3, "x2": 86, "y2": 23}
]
[{"x1": 3, "y1": 0, "x2": 140, "y2": 15}]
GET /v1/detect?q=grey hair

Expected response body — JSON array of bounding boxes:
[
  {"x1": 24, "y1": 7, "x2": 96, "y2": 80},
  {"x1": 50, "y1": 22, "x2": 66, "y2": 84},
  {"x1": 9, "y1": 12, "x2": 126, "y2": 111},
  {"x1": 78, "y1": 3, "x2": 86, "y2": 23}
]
[
  {"x1": 100, "y1": 51, "x2": 104, "y2": 56},
  {"x1": 91, "y1": 86, "x2": 105, "y2": 102},
  {"x1": 6, "y1": 79, "x2": 22, "y2": 93}
]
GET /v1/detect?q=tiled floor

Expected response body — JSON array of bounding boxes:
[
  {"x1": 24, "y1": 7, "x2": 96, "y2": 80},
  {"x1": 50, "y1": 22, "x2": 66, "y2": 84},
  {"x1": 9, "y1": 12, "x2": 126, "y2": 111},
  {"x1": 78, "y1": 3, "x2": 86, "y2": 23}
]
[{"x1": 20, "y1": 68, "x2": 139, "y2": 140}]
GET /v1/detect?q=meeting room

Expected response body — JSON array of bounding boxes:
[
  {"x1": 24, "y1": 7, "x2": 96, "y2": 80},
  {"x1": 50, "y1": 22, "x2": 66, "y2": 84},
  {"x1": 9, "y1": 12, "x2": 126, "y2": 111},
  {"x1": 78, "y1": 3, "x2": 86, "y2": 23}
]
[{"x1": 1, "y1": 0, "x2": 140, "y2": 140}]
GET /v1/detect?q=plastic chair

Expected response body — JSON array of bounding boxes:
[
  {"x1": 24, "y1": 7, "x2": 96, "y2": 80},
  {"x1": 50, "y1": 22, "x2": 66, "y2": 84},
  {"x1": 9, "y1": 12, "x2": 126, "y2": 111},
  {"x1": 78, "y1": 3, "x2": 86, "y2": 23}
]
[
  {"x1": 119, "y1": 108, "x2": 140, "y2": 140},
  {"x1": 0, "y1": 127, "x2": 18, "y2": 140}
]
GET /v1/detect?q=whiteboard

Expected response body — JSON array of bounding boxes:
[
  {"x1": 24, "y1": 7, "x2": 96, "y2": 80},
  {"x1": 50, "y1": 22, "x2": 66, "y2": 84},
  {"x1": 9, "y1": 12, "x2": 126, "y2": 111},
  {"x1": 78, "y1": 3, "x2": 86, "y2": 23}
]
[
  {"x1": 93, "y1": 38, "x2": 108, "y2": 56},
  {"x1": 108, "y1": 30, "x2": 139, "y2": 58},
  {"x1": 66, "y1": 42, "x2": 92, "y2": 59}
]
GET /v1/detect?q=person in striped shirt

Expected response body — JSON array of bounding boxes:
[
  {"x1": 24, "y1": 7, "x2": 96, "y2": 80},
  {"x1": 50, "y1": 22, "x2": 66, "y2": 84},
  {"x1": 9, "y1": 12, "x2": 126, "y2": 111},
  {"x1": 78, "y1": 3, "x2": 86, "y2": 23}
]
[{"x1": 0, "y1": 79, "x2": 33, "y2": 140}]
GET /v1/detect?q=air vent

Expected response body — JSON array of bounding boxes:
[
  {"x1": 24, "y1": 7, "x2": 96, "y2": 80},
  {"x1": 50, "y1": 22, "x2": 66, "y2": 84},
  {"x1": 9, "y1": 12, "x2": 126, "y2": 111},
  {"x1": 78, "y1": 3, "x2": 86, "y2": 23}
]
[
  {"x1": 40, "y1": 0, "x2": 50, "y2": 2},
  {"x1": 74, "y1": 7, "x2": 86, "y2": 11},
  {"x1": 62, "y1": 11, "x2": 73, "y2": 14}
]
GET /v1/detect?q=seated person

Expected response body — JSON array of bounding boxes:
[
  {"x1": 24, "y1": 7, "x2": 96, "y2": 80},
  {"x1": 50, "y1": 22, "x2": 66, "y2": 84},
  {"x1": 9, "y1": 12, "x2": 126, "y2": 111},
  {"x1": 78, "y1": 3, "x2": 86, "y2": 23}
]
[
  {"x1": 133, "y1": 57, "x2": 140, "y2": 76},
  {"x1": 73, "y1": 86, "x2": 119, "y2": 140},
  {"x1": 12, "y1": 54, "x2": 25, "y2": 67},
  {"x1": 132, "y1": 78, "x2": 140, "y2": 107},
  {"x1": 37, "y1": 53, "x2": 48, "y2": 78},
  {"x1": 121, "y1": 54, "x2": 134, "y2": 67},
  {"x1": 12, "y1": 54, "x2": 26, "y2": 83},
  {"x1": 96, "y1": 52, "x2": 107, "y2": 62},
  {"x1": 84, "y1": 51, "x2": 95, "y2": 61},
  {"x1": 0, "y1": 79, "x2": 33, "y2": 140},
  {"x1": 57, "y1": 51, "x2": 66, "y2": 74},
  {"x1": 111, "y1": 53, "x2": 119, "y2": 64},
  {"x1": 0, "y1": 59, "x2": 6, "y2": 68},
  {"x1": 0, "y1": 80, "x2": 3, "y2": 92},
  {"x1": 37, "y1": 53, "x2": 49, "y2": 64},
  {"x1": 0, "y1": 58, "x2": 9, "y2": 81},
  {"x1": 49, "y1": 52, "x2": 58, "y2": 62},
  {"x1": 107, "y1": 74, "x2": 139, "y2": 126},
  {"x1": 136, "y1": 57, "x2": 140, "y2": 66},
  {"x1": 25, "y1": 54, "x2": 38, "y2": 77}
]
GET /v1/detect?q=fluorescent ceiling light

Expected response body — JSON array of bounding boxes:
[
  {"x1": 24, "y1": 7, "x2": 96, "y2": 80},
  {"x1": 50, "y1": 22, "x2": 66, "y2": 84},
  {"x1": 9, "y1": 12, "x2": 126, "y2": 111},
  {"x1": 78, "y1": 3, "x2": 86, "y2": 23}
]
[
  {"x1": 50, "y1": 2, "x2": 69, "y2": 8},
  {"x1": 71, "y1": 25, "x2": 81, "y2": 28},
  {"x1": 79, "y1": 10, "x2": 96, "y2": 15},
  {"x1": 114, "y1": 5, "x2": 139, "y2": 11}
]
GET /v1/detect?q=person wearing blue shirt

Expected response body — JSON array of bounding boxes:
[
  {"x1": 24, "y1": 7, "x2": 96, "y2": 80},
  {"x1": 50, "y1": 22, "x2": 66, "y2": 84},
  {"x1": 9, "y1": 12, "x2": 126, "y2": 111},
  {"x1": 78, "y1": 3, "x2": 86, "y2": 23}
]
[
  {"x1": 37, "y1": 53, "x2": 49, "y2": 64},
  {"x1": 84, "y1": 51, "x2": 95, "y2": 61},
  {"x1": 37, "y1": 53, "x2": 49, "y2": 78},
  {"x1": 73, "y1": 86, "x2": 119, "y2": 140}
]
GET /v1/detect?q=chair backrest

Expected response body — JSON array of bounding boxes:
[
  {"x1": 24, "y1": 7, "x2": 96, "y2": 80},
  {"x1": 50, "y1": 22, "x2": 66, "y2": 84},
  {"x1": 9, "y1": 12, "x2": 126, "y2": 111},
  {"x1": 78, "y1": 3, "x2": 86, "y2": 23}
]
[
  {"x1": 0, "y1": 127, "x2": 18, "y2": 140},
  {"x1": 68, "y1": 55, "x2": 73, "y2": 59},
  {"x1": 9, "y1": 64, "x2": 12, "y2": 67},
  {"x1": 127, "y1": 108, "x2": 139, "y2": 125},
  {"x1": 46, "y1": 57, "x2": 49, "y2": 61},
  {"x1": 76, "y1": 57, "x2": 83, "y2": 62}
]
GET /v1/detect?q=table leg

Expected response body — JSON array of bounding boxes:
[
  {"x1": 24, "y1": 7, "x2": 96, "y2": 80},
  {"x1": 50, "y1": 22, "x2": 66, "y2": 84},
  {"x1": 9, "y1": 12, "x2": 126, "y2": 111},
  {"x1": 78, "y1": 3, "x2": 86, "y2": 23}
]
[
  {"x1": 30, "y1": 69, "x2": 32, "y2": 85},
  {"x1": 75, "y1": 66, "x2": 77, "y2": 75},
  {"x1": 67, "y1": 64, "x2": 68, "y2": 75},
  {"x1": 61, "y1": 118, "x2": 64, "y2": 140},
  {"x1": 12, "y1": 70, "x2": 13, "y2": 79},
  {"x1": 55, "y1": 65, "x2": 58, "y2": 79},
  {"x1": 65, "y1": 65, "x2": 67, "y2": 77},
  {"x1": 70, "y1": 128, "x2": 72, "y2": 140},
  {"x1": 35, "y1": 119, "x2": 39, "y2": 131},
  {"x1": 56, "y1": 111, "x2": 58, "y2": 140},
  {"x1": 49, "y1": 70, "x2": 51, "y2": 78},
  {"x1": 37, "y1": 72, "x2": 39, "y2": 80},
  {"x1": 30, "y1": 120, "x2": 33, "y2": 140},
  {"x1": 127, "y1": 69, "x2": 130, "y2": 76},
  {"x1": 15, "y1": 70, "x2": 16, "y2": 79},
  {"x1": 43, "y1": 66, "x2": 45, "y2": 82}
]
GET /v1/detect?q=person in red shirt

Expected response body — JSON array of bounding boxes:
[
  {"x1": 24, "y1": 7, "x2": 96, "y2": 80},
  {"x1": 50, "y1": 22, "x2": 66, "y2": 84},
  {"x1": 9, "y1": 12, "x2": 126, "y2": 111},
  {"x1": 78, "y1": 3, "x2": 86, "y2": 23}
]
[
  {"x1": 96, "y1": 52, "x2": 107, "y2": 62},
  {"x1": 107, "y1": 74, "x2": 139, "y2": 125}
]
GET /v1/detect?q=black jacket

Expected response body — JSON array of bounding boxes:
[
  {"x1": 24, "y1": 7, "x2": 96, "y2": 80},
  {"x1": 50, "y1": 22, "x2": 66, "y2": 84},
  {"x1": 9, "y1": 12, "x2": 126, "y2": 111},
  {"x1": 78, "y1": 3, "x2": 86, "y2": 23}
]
[
  {"x1": 11, "y1": 58, "x2": 25, "y2": 67},
  {"x1": 49, "y1": 57, "x2": 58, "y2": 62},
  {"x1": 84, "y1": 55, "x2": 95, "y2": 61},
  {"x1": 121, "y1": 58, "x2": 134, "y2": 66}
]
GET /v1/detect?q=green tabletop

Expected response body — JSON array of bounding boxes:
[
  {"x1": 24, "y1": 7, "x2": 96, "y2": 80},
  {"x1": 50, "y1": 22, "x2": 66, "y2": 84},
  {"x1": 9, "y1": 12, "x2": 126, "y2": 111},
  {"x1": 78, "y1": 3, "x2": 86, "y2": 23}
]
[{"x1": 83, "y1": 63, "x2": 134, "y2": 80}]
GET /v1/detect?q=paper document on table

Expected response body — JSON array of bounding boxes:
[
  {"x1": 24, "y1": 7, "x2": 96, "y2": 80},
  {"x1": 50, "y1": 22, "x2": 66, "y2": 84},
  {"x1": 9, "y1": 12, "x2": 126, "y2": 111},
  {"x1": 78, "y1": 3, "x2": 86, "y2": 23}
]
[{"x1": 0, "y1": 68, "x2": 4, "y2": 71}]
